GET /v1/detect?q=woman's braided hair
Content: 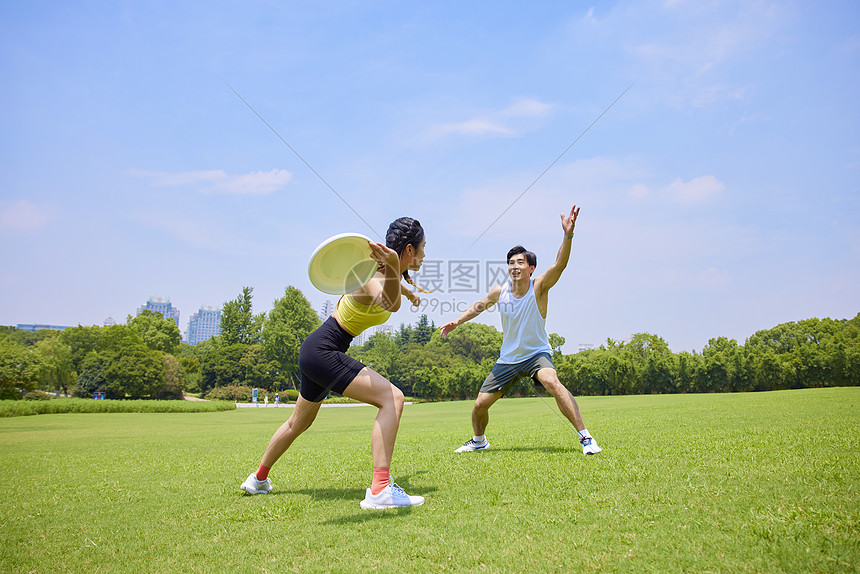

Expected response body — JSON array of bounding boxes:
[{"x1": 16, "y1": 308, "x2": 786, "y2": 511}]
[{"x1": 385, "y1": 217, "x2": 429, "y2": 293}]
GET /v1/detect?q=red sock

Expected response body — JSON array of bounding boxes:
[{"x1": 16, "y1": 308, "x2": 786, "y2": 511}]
[
  {"x1": 370, "y1": 467, "x2": 390, "y2": 495},
  {"x1": 256, "y1": 464, "x2": 271, "y2": 481}
]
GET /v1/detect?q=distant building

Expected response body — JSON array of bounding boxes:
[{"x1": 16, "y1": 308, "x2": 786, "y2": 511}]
[
  {"x1": 103, "y1": 317, "x2": 116, "y2": 326},
  {"x1": 351, "y1": 323, "x2": 393, "y2": 347},
  {"x1": 186, "y1": 305, "x2": 221, "y2": 346},
  {"x1": 16, "y1": 324, "x2": 70, "y2": 332},
  {"x1": 319, "y1": 299, "x2": 336, "y2": 321},
  {"x1": 577, "y1": 343, "x2": 596, "y2": 353},
  {"x1": 137, "y1": 296, "x2": 180, "y2": 327}
]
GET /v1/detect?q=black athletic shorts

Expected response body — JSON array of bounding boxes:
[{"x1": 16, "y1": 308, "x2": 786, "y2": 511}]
[
  {"x1": 479, "y1": 352, "x2": 555, "y2": 394},
  {"x1": 298, "y1": 316, "x2": 367, "y2": 402}
]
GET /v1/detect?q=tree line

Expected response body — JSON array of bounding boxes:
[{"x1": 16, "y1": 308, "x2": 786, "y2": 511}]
[
  {"x1": 348, "y1": 314, "x2": 859, "y2": 399},
  {"x1": 0, "y1": 286, "x2": 320, "y2": 401},
  {"x1": 2, "y1": 286, "x2": 857, "y2": 401}
]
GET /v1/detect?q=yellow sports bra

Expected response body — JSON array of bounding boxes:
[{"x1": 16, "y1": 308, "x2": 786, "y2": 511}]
[{"x1": 336, "y1": 293, "x2": 391, "y2": 337}]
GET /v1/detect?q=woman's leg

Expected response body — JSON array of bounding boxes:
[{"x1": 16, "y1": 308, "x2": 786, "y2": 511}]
[
  {"x1": 341, "y1": 367, "x2": 405, "y2": 468},
  {"x1": 259, "y1": 396, "x2": 323, "y2": 468},
  {"x1": 343, "y1": 367, "x2": 423, "y2": 508}
]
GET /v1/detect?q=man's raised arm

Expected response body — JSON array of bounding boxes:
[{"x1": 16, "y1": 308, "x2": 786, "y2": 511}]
[{"x1": 536, "y1": 205, "x2": 579, "y2": 294}]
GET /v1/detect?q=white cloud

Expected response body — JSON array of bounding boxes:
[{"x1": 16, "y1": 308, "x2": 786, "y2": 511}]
[
  {"x1": 214, "y1": 170, "x2": 293, "y2": 195},
  {"x1": 132, "y1": 168, "x2": 292, "y2": 195},
  {"x1": 628, "y1": 2, "x2": 787, "y2": 107},
  {"x1": 429, "y1": 119, "x2": 514, "y2": 139},
  {"x1": 500, "y1": 98, "x2": 557, "y2": 118},
  {"x1": 0, "y1": 200, "x2": 51, "y2": 231},
  {"x1": 423, "y1": 98, "x2": 557, "y2": 142},
  {"x1": 664, "y1": 175, "x2": 724, "y2": 203}
]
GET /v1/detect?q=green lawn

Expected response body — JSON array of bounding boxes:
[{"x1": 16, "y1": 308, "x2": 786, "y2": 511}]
[{"x1": 1, "y1": 388, "x2": 857, "y2": 573}]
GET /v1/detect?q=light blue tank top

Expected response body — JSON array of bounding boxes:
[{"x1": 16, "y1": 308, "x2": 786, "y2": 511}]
[{"x1": 497, "y1": 280, "x2": 552, "y2": 364}]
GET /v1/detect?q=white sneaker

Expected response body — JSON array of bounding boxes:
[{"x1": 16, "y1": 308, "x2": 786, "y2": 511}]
[
  {"x1": 581, "y1": 436, "x2": 602, "y2": 455},
  {"x1": 360, "y1": 482, "x2": 425, "y2": 510},
  {"x1": 240, "y1": 473, "x2": 273, "y2": 494},
  {"x1": 454, "y1": 438, "x2": 490, "y2": 453}
]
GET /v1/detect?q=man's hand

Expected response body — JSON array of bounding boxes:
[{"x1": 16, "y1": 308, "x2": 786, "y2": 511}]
[
  {"x1": 440, "y1": 321, "x2": 458, "y2": 340},
  {"x1": 561, "y1": 205, "x2": 580, "y2": 237}
]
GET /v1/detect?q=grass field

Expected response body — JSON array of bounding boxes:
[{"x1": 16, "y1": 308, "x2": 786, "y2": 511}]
[{"x1": 1, "y1": 388, "x2": 857, "y2": 573}]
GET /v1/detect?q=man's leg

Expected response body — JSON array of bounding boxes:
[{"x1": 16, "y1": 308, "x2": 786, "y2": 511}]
[
  {"x1": 534, "y1": 368, "x2": 585, "y2": 430},
  {"x1": 455, "y1": 391, "x2": 503, "y2": 452},
  {"x1": 534, "y1": 367, "x2": 601, "y2": 454},
  {"x1": 472, "y1": 391, "x2": 503, "y2": 436}
]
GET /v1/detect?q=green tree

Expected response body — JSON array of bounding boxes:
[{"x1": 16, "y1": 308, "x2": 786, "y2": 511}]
[
  {"x1": 100, "y1": 324, "x2": 146, "y2": 354},
  {"x1": 127, "y1": 311, "x2": 182, "y2": 354},
  {"x1": 0, "y1": 338, "x2": 39, "y2": 399},
  {"x1": 700, "y1": 337, "x2": 743, "y2": 392},
  {"x1": 199, "y1": 343, "x2": 276, "y2": 392},
  {"x1": 221, "y1": 286, "x2": 264, "y2": 345},
  {"x1": 158, "y1": 354, "x2": 186, "y2": 399},
  {"x1": 626, "y1": 333, "x2": 671, "y2": 359},
  {"x1": 676, "y1": 351, "x2": 702, "y2": 393},
  {"x1": 349, "y1": 331, "x2": 403, "y2": 384},
  {"x1": 261, "y1": 286, "x2": 320, "y2": 388},
  {"x1": 748, "y1": 349, "x2": 793, "y2": 391},
  {"x1": 59, "y1": 325, "x2": 102, "y2": 373},
  {"x1": 200, "y1": 343, "x2": 245, "y2": 391},
  {"x1": 413, "y1": 314, "x2": 434, "y2": 345},
  {"x1": 0, "y1": 326, "x2": 52, "y2": 347},
  {"x1": 394, "y1": 323, "x2": 417, "y2": 349},
  {"x1": 548, "y1": 333, "x2": 566, "y2": 362},
  {"x1": 73, "y1": 352, "x2": 107, "y2": 398},
  {"x1": 442, "y1": 322, "x2": 502, "y2": 364},
  {"x1": 104, "y1": 345, "x2": 166, "y2": 399},
  {"x1": 35, "y1": 335, "x2": 75, "y2": 396}
]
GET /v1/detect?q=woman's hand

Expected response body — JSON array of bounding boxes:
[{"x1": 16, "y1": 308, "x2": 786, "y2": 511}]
[
  {"x1": 369, "y1": 241, "x2": 399, "y2": 271},
  {"x1": 404, "y1": 290, "x2": 421, "y2": 307}
]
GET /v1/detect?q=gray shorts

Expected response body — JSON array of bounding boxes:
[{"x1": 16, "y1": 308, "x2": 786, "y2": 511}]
[{"x1": 480, "y1": 352, "x2": 555, "y2": 394}]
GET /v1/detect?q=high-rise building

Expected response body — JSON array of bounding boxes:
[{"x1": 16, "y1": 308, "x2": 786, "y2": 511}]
[
  {"x1": 186, "y1": 305, "x2": 221, "y2": 346},
  {"x1": 136, "y1": 297, "x2": 180, "y2": 327},
  {"x1": 319, "y1": 299, "x2": 336, "y2": 321}
]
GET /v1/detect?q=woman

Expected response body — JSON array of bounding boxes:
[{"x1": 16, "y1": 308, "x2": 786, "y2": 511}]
[{"x1": 240, "y1": 217, "x2": 427, "y2": 509}]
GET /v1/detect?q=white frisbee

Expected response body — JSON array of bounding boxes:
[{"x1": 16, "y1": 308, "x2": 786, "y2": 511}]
[{"x1": 307, "y1": 232, "x2": 378, "y2": 295}]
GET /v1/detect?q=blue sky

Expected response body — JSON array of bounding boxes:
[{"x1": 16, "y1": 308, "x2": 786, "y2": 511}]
[{"x1": 1, "y1": 1, "x2": 858, "y2": 353}]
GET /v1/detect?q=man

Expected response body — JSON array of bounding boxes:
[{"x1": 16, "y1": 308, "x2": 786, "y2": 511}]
[{"x1": 440, "y1": 205, "x2": 601, "y2": 455}]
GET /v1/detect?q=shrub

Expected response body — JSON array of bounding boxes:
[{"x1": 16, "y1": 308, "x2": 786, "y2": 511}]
[
  {"x1": 155, "y1": 380, "x2": 185, "y2": 400},
  {"x1": 24, "y1": 390, "x2": 53, "y2": 401},
  {"x1": 204, "y1": 385, "x2": 262, "y2": 402},
  {"x1": 69, "y1": 385, "x2": 90, "y2": 399},
  {"x1": 0, "y1": 387, "x2": 22, "y2": 400},
  {"x1": 0, "y1": 398, "x2": 236, "y2": 417}
]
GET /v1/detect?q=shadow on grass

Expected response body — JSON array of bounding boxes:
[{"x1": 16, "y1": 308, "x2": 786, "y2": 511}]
[
  {"x1": 288, "y1": 486, "x2": 366, "y2": 500},
  {"x1": 323, "y1": 505, "x2": 420, "y2": 525},
  {"x1": 282, "y1": 475, "x2": 436, "y2": 499},
  {"x1": 481, "y1": 445, "x2": 574, "y2": 454}
]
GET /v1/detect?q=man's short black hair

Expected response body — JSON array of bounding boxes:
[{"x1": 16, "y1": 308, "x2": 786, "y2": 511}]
[{"x1": 507, "y1": 245, "x2": 537, "y2": 269}]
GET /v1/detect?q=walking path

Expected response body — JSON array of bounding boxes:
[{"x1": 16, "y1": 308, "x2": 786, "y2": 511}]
[
  {"x1": 185, "y1": 395, "x2": 411, "y2": 408},
  {"x1": 235, "y1": 402, "x2": 412, "y2": 408}
]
